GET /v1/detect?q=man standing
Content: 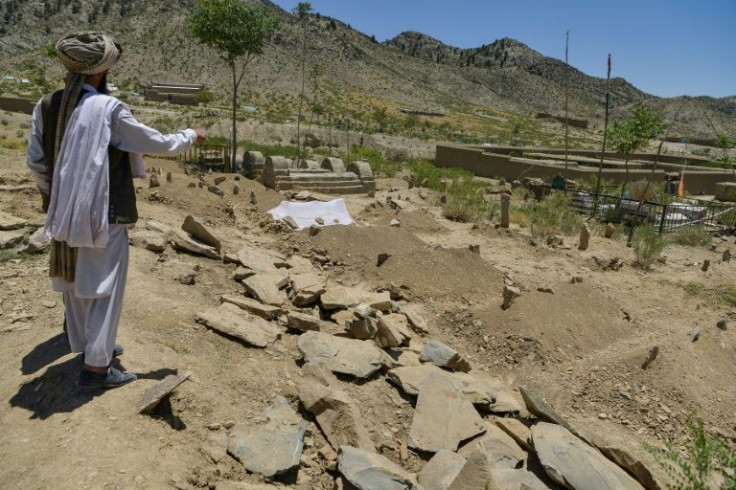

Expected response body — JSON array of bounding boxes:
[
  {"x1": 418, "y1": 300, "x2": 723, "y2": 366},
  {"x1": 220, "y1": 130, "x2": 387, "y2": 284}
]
[{"x1": 27, "y1": 32, "x2": 205, "y2": 388}]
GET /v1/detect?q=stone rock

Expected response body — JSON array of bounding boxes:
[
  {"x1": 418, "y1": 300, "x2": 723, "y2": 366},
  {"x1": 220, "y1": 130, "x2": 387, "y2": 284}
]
[
  {"x1": 590, "y1": 436, "x2": 662, "y2": 490},
  {"x1": 579, "y1": 223, "x2": 591, "y2": 250},
  {"x1": 401, "y1": 304, "x2": 430, "y2": 335},
  {"x1": 331, "y1": 309, "x2": 356, "y2": 326},
  {"x1": 723, "y1": 249, "x2": 731, "y2": 262},
  {"x1": 338, "y1": 446, "x2": 420, "y2": 490},
  {"x1": 321, "y1": 286, "x2": 392, "y2": 311},
  {"x1": 25, "y1": 227, "x2": 50, "y2": 253},
  {"x1": 519, "y1": 388, "x2": 574, "y2": 433},
  {"x1": 419, "y1": 340, "x2": 471, "y2": 372},
  {"x1": 287, "y1": 311, "x2": 323, "y2": 332},
  {"x1": 494, "y1": 417, "x2": 533, "y2": 452},
  {"x1": 166, "y1": 171, "x2": 173, "y2": 183},
  {"x1": 500, "y1": 194, "x2": 510, "y2": 228},
  {"x1": 457, "y1": 422, "x2": 526, "y2": 469},
  {"x1": 129, "y1": 229, "x2": 168, "y2": 253},
  {"x1": 290, "y1": 273, "x2": 327, "y2": 307},
  {"x1": 375, "y1": 314, "x2": 412, "y2": 348},
  {"x1": 377, "y1": 253, "x2": 391, "y2": 267},
  {"x1": 178, "y1": 273, "x2": 196, "y2": 285},
  {"x1": 282, "y1": 216, "x2": 299, "y2": 229},
  {"x1": 502, "y1": 285, "x2": 521, "y2": 310},
  {"x1": 232, "y1": 267, "x2": 255, "y2": 282},
  {"x1": 390, "y1": 219, "x2": 400, "y2": 227},
  {"x1": 347, "y1": 314, "x2": 379, "y2": 340},
  {"x1": 250, "y1": 190, "x2": 257, "y2": 205},
  {"x1": 236, "y1": 246, "x2": 285, "y2": 274},
  {"x1": 298, "y1": 331, "x2": 386, "y2": 378},
  {"x1": 299, "y1": 362, "x2": 375, "y2": 452},
  {"x1": 717, "y1": 317, "x2": 728, "y2": 330},
  {"x1": 532, "y1": 422, "x2": 644, "y2": 490},
  {"x1": 690, "y1": 328, "x2": 700, "y2": 342},
  {"x1": 0, "y1": 229, "x2": 25, "y2": 249},
  {"x1": 418, "y1": 449, "x2": 466, "y2": 490},
  {"x1": 641, "y1": 346, "x2": 659, "y2": 370},
  {"x1": 701, "y1": 259, "x2": 711, "y2": 272},
  {"x1": 214, "y1": 176, "x2": 227, "y2": 185},
  {"x1": 220, "y1": 295, "x2": 281, "y2": 320},
  {"x1": 149, "y1": 174, "x2": 160, "y2": 188},
  {"x1": 171, "y1": 231, "x2": 220, "y2": 259},
  {"x1": 233, "y1": 184, "x2": 240, "y2": 195},
  {"x1": 448, "y1": 451, "x2": 491, "y2": 490},
  {"x1": 216, "y1": 482, "x2": 285, "y2": 490},
  {"x1": 242, "y1": 273, "x2": 286, "y2": 306},
  {"x1": 208, "y1": 184, "x2": 225, "y2": 197},
  {"x1": 228, "y1": 396, "x2": 307, "y2": 477},
  {"x1": 486, "y1": 468, "x2": 551, "y2": 490},
  {"x1": 195, "y1": 303, "x2": 281, "y2": 348},
  {"x1": 409, "y1": 376, "x2": 486, "y2": 453},
  {"x1": 605, "y1": 224, "x2": 616, "y2": 238},
  {"x1": 182, "y1": 215, "x2": 222, "y2": 252},
  {"x1": 139, "y1": 371, "x2": 192, "y2": 413},
  {"x1": 0, "y1": 211, "x2": 27, "y2": 230}
]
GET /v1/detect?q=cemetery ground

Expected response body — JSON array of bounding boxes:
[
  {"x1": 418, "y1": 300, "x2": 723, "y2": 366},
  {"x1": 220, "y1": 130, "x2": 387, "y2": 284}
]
[{"x1": 0, "y1": 121, "x2": 735, "y2": 488}]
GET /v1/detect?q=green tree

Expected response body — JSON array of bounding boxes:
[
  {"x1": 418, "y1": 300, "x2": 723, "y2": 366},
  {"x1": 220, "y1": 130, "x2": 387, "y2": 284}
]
[
  {"x1": 608, "y1": 104, "x2": 665, "y2": 200},
  {"x1": 293, "y1": 2, "x2": 312, "y2": 159},
  {"x1": 715, "y1": 133, "x2": 735, "y2": 178},
  {"x1": 195, "y1": 89, "x2": 215, "y2": 112},
  {"x1": 187, "y1": 0, "x2": 280, "y2": 171}
]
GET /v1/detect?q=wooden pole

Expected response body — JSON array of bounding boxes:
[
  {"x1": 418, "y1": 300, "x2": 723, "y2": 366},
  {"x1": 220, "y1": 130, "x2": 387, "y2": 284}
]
[{"x1": 563, "y1": 30, "x2": 570, "y2": 175}]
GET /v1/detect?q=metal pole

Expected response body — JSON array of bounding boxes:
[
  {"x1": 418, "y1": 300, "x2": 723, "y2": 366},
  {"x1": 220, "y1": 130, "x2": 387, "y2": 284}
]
[
  {"x1": 593, "y1": 54, "x2": 612, "y2": 215},
  {"x1": 563, "y1": 30, "x2": 570, "y2": 176}
]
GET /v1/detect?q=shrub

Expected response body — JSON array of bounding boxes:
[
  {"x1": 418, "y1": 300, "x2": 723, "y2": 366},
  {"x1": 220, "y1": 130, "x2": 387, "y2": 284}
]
[
  {"x1": 647, "y1": 414, "x2": 736, "y2": 490},
  {"x1": 632, "y1": 226, "x2": 667, "y2": 269},
  {"x1": 683, "y1": 281, "x2": 736, "y2": 308},
  {"x1": 670, "y1": 226, "x2": 712, "y2": 247},
  {"x1": 521, "y1": 192, "x2": 583, "y2": 239}
]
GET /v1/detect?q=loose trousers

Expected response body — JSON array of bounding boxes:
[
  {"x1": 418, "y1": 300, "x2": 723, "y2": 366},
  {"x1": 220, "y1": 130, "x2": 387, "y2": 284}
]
[{"x1": 54, "y1": 225, "x2": 129, "y2": 368}]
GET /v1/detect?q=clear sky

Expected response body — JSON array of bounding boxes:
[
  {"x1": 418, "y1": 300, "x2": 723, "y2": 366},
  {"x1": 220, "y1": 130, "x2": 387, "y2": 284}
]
[{"x1": 271, "y1": 0, "x2": 736, "y2": 99}]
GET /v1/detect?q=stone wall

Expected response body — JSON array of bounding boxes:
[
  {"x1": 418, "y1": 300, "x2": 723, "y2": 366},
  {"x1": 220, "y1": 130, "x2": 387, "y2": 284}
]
[{"x1": 0, "y1": 96, "x2": 35, "y2": 115}]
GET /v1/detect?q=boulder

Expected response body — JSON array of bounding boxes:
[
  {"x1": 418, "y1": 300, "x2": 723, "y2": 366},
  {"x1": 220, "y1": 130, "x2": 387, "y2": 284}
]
[
  {"x1": 299, "y1": 362, "x2": 374, "y2": 451},
  {"x1": 170, "y1": 231, "x2": 220, "y2": 259},
  {"x1": 297, "y1": 331, "x2": 386, "y2": 378},
  {"x1": 139, "y1": 371, "x2": 192, "y2": 413},
  {"x1": 195, "y1": 303, "x2": 281, "y2": 348},
  {"x1": 287, "y1": 311, "x2": 323, "y2": 332},
  {"x1": 409, "y1": 376, "x2": 486, "y2": 453},
  {"x1": 182, "y1": 215, "x2": 222, "y2": 252},
  {"x1": 532, "y1": 422, "x2": 644, "y2": 490},
  {"x1": 228, "y1": 396, "x2": 307, "y2": 477},
  {"x1": 0, "y1": 211, "x2": 27, "y2": 230},
  {"x1": 419, "y1": 340, "x2": 471, "y2": 372},
  {"x1": 321, "y1": 285, "x2": 393, "y2": 311},
  {"x1": 220, "y1": 295, "x2": 281, "y2": 320},
  {"x1": 401, "y1": 304, "x2": 430, "y2": 335},
  {"x1": 579, "y1": 223, "x2": 591, "y2": 250},
  {"x1": 290, "y1": 273, "x2": 327, "y2": 307},
  {"x1": 417, "y1": 450, "x2": 466, "y2": 490},
  {"x1": 242, "y1": 273, "x2": 286, "y2": 306},
  {"x1": 457, "y1": 423, "x2": 526, "y2": 469},
  {"x1": 375, "y1": 314, "x2": 412, "y2": 348},
  {"x1": 338, "y1": 446, "x2": 420, "y2": 490}
]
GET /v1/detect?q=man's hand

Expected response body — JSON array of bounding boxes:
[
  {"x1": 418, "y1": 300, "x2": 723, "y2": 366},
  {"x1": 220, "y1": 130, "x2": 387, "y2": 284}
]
[{"x1": 194, "y1": 128, "x2": 207, "y2": 144}]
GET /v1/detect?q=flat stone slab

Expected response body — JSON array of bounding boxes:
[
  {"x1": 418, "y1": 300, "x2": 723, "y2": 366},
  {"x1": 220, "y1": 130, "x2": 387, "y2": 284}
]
[
  {"x1": 0, "y1": 229, "x2": 25, "y2": 249},
  {"x1": 171, "y1": 231, "x2": 220, "y2": 259},
  {"x1": 417, "y1": 449, "x2": 466, "y2": 490},
  {"x1": 287, "y1": 311, "x2": 323, "y2": 332},
  {"x1": 409, "y1": 376, "x2": 485, "y2": 453},
  {"x1": 298, "y1": 331, "x2": 386, "y2": 378},
  {"x1": 520, "y1": 388, "x2": 575, "y2": 432},
  {"x1": 139, "y1": 371, "x2": 192, "y2": 413},
  {"x1": 129, "y1": 229, "x2": 168, "y2": 253},
  {"x1": 457, "y1": 423, "x2": 526, "y2": 469},
  {"x1": 228, "y1": 396, "x2": 307, "y2": 478},
  {"x1": 487, "y1": 468, "x2": 551, "y2": 490},
  {"x1": 321, "y1": 285, "x2": 392, "y2": 311},
  {"x1": 220, "y1": 295, "x2": 282, "y2": 320},
  {"x1": 590, "y1": 435, "x2": 662, "y2": 490},
  {"x1": 419, "y1": 340, "x2": 470, "y2": 372},
  {"x1": 290, "y1": 272, "x2": 327, "y2": 307},
  {"x1": 182, "y1": 214, "x2": 222, "y2": 251},
  {"x1": 494, "y1": 416, "x2": 533, "y2": 452},
  {"x1": 532, "y1": 422, "x2": 644, "y2": 490},
  {"x1": 195, "y1": 303, "x2": 281, "y2": 348},
  {"x1": 450, "y1": 452, "x2": 550, "y2": 490},
  {"x1": 242, "y1": 273, "x2": 286, "y2": 306},
  {"x1": 375, "y1": 314, "x2": 412, "y2": 348},
  {"x1": 299, "y1": 362, "x2": 374, "y2": 451},
  {"x1": 338, "y1": 446, "x2": 421, "y2": 490},
  {"x1": 0, "y1": 211, "x2": 28, "y2": 230},
  {"x1": 401, "y1": 304, "x2": 430, "y2": 335},
  {"x1": 236, "y1": 246, "x2": 285, "y2": 273}
]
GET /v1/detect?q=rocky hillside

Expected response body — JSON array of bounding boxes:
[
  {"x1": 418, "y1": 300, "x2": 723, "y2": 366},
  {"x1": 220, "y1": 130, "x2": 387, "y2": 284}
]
[{"x1": 0, "y1": 0, "x2": 734, "y2": 137}]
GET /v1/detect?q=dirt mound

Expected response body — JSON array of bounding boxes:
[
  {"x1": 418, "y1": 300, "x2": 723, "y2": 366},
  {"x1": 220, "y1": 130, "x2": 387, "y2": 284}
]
[{"x1": 358, "y1": 208, "x2": 449, "y2": 235}]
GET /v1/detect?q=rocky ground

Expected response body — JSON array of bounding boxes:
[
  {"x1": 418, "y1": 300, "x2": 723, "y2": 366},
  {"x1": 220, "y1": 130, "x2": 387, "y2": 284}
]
[{"x1": 0, "y1": 123, "x2": 735, "y2": 490}]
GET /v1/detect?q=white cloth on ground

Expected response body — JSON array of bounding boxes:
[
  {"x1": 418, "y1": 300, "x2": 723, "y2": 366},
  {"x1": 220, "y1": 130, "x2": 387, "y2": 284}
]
[
  {"x1": 62, "y1": 224, "x2": 128, "y2": 367},
  {"x1": 267, "y1": 199, "x2": 354, "y2": 230}
]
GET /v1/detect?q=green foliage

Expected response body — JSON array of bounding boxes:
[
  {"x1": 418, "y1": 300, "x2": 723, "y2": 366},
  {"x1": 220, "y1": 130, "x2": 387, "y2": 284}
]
[
  {"x1": 669, "y1": 226, "x2": 712, "y2": 247},
  {"x1": 238, "y1": 140, "x2": 300, "y2": 159},
  {"x1": 647, "y1": 414, "x2": 736, "y2": 490},
  {"x1": 521, "y1": 192, "x2": 583, "y2": 239},
  {"x1": 195, "y1": 90, "x2": 215, "y2": 107},
  {"x1": 608, "y1": 105, "x2": 666, "y2": 157},
  {"x1": 683, "y1": 282, "x2": 736, "y2": 309},
  {"x1": 345, "y1": 145, "x2": 399, "y2": 177},
  {"x1": 631, "y1": 226, "x2": 667, "y2": 269}
]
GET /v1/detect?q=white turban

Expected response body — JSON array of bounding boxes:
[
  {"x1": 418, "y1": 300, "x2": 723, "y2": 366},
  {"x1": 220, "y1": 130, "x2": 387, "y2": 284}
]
[{"x1": 56, "y1": 32, "x2": 122, "y2": 75}]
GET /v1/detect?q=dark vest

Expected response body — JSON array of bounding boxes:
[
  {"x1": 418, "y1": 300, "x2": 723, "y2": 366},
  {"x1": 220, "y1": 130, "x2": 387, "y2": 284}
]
[{"x1": 40, "y1": 89, "x2": 138, "y2": 224}]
